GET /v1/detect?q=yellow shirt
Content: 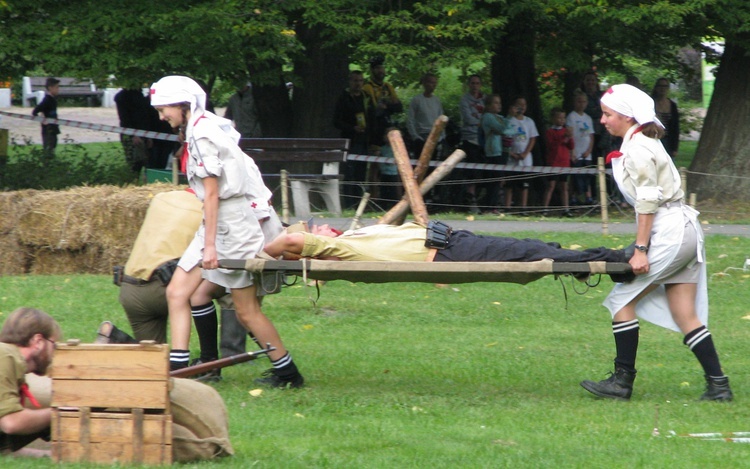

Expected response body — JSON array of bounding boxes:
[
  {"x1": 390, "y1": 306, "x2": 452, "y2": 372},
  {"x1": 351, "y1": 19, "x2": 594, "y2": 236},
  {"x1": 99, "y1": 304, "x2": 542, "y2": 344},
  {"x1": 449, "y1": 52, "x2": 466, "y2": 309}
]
[
  {"x1": 300, "y1": 223, "x2": 429, "y2": 261},
  {"x1": 124, "y1": 191, "x2": 203, "y2": 280},
  {"x1": 0, "y1": 343, "x2": 26, "y2": 419}
]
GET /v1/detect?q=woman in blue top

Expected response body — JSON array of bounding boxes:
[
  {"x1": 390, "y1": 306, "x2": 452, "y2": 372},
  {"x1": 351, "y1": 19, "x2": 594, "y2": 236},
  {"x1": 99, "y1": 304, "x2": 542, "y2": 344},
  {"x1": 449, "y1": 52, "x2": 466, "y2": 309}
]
[{"x1": 479, "y1": 94, "x2": 507, "y2": 213}]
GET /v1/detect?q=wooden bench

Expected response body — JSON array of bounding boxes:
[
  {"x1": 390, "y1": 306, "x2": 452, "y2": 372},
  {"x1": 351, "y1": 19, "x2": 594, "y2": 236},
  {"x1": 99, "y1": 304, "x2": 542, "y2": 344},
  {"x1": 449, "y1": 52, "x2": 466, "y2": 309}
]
[
  {"x1": 239, "y1": 138, "x2": 349, "y2": 218},
  {"x1": 22, "y1": 76, "x2": 103, "y2": 107}
]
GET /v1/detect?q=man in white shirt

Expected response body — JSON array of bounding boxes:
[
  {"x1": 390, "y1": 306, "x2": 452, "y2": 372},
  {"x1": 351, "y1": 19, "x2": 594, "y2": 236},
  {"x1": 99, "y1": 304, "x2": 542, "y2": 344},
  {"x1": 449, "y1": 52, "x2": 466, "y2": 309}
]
[{"x1": 407, "y1": 73, "x2": 444, "y2": 158}]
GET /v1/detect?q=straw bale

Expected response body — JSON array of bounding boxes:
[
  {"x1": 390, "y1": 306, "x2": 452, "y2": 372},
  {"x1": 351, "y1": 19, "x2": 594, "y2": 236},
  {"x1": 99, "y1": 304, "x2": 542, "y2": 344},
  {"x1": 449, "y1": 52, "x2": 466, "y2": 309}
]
[
  {"x1": 16, "y1": 186, "x2": 112, "y2": 250},
  {"x1": 93, "y1": 183, "x2": 182, "y2": 250},
  {"x1": 29, "y1": 245, "x2": 104, "y2": 275},
  {"x1": 0, "y1": 189, "x2": 37, "y2": 235},
  {"x1": 0, "y1": 233, "x2": 29, "y2": 276}
]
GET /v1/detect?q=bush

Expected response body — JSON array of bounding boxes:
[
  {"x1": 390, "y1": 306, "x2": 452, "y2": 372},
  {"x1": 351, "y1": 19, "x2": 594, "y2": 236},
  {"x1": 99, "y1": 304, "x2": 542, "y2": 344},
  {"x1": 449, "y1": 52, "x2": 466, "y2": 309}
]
[{"x1": 0, "y1": 141, "x2": 138, "y2": 190}]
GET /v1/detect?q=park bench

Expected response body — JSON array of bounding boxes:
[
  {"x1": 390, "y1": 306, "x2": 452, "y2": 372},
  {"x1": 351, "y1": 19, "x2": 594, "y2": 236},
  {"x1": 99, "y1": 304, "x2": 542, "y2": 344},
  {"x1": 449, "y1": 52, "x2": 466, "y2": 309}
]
[
  {"x1": 239, "y1": 138, "x2": 349, "y2": 218},
  {"x1": 22, "y1": 76, "x2": 103, "y2": 107}
]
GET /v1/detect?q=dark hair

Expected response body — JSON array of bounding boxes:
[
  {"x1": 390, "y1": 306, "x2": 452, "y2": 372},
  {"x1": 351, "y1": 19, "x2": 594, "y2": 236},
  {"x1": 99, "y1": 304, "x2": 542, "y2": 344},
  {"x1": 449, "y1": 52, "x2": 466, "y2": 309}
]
[
  {"x1": 550, "y1": 107, "x2": 565, "y2": 117},
  {"x1": 483, "y1": 93, "x2": 501, "y2": 109},
  {"x1": 0, "y1": 307, "x2": 61, "y2": 346},
  {"x1": 45, "y1": 77, "x2": 60, "y2": 89},
  {"x1": 421, "y1": 72, "x2": 437, "y2": 84},
  {"x1": 641, "y1": 122, "x2": 665, "y2": 139},
  {"x1": 172, "y1": 102, "x2": 191, "y2": 143},
  {"x1": 369, "y1": 56, "x2": 385, "y2": 68},
  {"x1": 651, "y1": 77, "x2": 670, "y2": 96},
  {"x1": 467, "y1": 74, "x2": 482, "y2": 84},
  {"x1": 349, "y1": 70, "x2": 364, "y2": 77}
]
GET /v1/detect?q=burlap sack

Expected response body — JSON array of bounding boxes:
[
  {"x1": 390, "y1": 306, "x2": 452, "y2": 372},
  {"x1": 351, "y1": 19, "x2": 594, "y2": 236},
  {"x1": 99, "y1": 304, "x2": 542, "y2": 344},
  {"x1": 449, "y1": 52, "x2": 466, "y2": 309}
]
[
  {"x1": 25, "y1": 374, "x2": 52, "y2": 409},
  {"x1": 169, "y1": 378, "x2": 234, "y2": 462}
]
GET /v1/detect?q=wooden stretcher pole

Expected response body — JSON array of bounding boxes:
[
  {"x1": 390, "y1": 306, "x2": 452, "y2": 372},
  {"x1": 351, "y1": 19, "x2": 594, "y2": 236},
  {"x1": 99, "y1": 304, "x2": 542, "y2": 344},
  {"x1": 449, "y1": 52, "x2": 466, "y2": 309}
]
[
  {"x1": 388, "y1": 129, "x2": 429, "y2": 225},
  {"x1": 280, "y1": 169, "x2": 290, "y2": 225},
  {"x1": 597, "y1": 156, "x2": 609, "y2": 236},
  {"x1": 380, "y1": 149, "x2": 466, "y2": 225},
  {"x1": 415, "y1": 115, "x2": 449, "y2": 183}
]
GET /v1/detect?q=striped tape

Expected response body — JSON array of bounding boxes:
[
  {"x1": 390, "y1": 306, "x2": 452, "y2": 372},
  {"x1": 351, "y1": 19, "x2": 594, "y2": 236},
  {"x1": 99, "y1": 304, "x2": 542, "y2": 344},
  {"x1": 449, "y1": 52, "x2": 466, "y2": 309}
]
[
  {"x1": 0, "y1": 109, "x2": 179, "y2": 141},
  {"x1": 0, "y1": 110, "x2": 606, "y2": 176}
]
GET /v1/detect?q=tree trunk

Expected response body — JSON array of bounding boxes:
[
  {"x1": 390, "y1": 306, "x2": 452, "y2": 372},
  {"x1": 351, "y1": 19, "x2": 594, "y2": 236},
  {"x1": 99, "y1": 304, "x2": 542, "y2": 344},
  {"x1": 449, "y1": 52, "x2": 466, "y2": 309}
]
[
  {"x1": 490, "y1": 27, "x2": 545, "y2": 165},
  {"x1": 291, "y1": 23, "x2": 349, "y2": 139},
  {"x1": 689, "y1": 38, "x2": 750, "y2": 202}
]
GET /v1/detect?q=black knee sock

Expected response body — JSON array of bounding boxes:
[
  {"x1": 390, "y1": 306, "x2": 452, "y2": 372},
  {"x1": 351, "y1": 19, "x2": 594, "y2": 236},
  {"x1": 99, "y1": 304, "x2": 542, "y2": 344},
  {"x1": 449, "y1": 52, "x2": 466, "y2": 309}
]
[
  {"x1": 271, "y1": 352, "x2": 301, "y2": 379},
  {"x1": 247, "y1": 330, "x2": 262, "y2": 348},
  {"x1": 170, "y1": 349, "x2": 190, "y2": 371},
  {"x1": 613, "y1": 319, "x2": 639, "y2": 373},
  {"x1": 684, "y1": 325, "x2": 724, "y2": 377},
  {"x1": 192, "y1": 302, "x2": 218, "y2": 362}
]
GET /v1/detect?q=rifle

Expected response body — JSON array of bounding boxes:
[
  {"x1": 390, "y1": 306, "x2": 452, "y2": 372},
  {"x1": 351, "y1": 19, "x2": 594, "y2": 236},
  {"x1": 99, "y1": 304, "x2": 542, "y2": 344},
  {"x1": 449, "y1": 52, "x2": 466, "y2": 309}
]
[{"x1": 169, "y1": 345, "x2": 276, "y2": 378}]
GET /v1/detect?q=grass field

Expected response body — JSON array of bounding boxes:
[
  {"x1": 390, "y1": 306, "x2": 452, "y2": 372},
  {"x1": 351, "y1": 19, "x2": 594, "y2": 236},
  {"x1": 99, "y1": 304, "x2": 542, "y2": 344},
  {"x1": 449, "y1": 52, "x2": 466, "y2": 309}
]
[{"x1": 2, "y1": 231, "x2": 750, "y2": 468}]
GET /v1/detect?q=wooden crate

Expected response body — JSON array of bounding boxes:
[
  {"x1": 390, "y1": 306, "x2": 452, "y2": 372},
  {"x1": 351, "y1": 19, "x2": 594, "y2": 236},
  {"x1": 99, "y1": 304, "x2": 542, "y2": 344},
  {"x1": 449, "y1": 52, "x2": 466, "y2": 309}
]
[
  {"x1": 50, "y1": 342, "x2": 172, "y2": 465},
  {"x1": 51, "y1": 342, "x2": 170, "y2": 411},
  {"x1": 52, "y1": 408, "x2": 172, "y2": 465}
]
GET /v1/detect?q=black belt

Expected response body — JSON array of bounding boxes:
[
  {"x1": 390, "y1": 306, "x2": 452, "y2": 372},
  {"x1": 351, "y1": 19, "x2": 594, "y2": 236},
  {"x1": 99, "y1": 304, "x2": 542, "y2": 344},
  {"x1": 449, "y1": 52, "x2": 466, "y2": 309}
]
[{"x1": 121, "y1": 274, "x2": 156, "y2": 286}]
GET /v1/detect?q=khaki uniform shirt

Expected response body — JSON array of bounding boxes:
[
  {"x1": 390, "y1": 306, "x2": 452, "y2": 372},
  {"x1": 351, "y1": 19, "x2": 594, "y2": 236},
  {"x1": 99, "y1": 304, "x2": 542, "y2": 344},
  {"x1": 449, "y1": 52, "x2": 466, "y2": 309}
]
[
  {"x1": 0, "y1": 343, "x2": 26, "y2": 419},
  {"x1": 124, "y1": 191, "x2": 203, "y2": 280},
  {"x1": 300, "y1": 223, "x2": 429, "y2": 261}
]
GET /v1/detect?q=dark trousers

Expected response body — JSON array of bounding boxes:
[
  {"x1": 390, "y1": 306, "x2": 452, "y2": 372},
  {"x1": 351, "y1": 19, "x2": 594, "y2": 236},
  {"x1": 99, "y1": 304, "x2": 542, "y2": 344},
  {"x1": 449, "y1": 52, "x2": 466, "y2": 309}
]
[{"x1": 434, "y1": 230, "x2": 625, "y2": 263}]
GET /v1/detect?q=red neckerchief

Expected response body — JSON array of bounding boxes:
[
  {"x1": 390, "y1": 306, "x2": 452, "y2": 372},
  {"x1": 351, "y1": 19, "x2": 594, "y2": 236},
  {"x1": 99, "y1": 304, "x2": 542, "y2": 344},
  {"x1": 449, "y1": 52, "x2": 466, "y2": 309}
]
[
  {"x1": 180, "y1": 114, "x2": 209, "y2": 173},
  {"x1": 19, "y1": 383, "x2": 41, "y2": 408},
  {"x1": 606, "y1": 125, "x2": 644, "y2": 164}
]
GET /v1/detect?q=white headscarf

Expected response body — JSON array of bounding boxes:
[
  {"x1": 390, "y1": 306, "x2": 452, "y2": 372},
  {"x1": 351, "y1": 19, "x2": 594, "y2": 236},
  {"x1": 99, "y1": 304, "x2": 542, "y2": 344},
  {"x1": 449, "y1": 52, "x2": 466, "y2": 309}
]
[
  {"x1": 149, "y1": 75, "x2": 207, "y2": 116},
  {"x1": 600, "y1": 84, "x2": 664, "y2": 129},
  {"x1": 150, "y1": 75, "x2": 240, "y2": 144}
]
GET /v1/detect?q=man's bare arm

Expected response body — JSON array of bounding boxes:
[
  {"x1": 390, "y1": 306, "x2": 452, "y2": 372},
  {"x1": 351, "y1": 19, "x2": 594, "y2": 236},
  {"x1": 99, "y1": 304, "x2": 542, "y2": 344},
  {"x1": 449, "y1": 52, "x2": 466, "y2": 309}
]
[
  {"x1": 263, "y1": 232, "x2": 306, "y2": 259},
  {"x1": 0, "y1": 408, "x2": 51, "y2": 435}
]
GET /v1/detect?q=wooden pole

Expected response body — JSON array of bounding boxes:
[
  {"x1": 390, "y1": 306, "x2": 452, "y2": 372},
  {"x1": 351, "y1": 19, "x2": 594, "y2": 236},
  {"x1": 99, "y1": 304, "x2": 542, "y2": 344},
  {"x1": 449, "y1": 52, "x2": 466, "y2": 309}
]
[
  {"x1": 597, "y1": 156, "x2": 609, "y2": 236},
  {"x1": 350, "y1": 192, "x2": 371, "y2": 231},
  {"x1": 679, "y1": 167, "x2": 687, "y2": 196},
  {"x1": 379, "y1": 149, "x2": 466, "y2": 225},
  {"x1": 415, "y1": 115, "x2": 449, "y2": 183},
  {"x1": 280, "y1": 169, "x2": 290, "y2": 225},
  {"x1": 172, "y1": 154, "x2": 179, "y2": 185},
  {"x1": 388, "y1": 129, "x2": 429, "y2": 225}
]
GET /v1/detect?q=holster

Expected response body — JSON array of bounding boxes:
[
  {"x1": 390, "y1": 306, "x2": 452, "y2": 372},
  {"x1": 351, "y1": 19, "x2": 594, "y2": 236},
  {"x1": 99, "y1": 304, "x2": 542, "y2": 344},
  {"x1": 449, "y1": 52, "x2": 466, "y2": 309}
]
[{"x1": 424, "y1": 220, "x2": 452, "y2": 250}]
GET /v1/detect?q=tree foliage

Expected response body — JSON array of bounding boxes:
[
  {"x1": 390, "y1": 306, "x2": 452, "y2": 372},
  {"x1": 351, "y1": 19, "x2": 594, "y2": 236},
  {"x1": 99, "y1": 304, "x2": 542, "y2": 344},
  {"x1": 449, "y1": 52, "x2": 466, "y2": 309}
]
[{"x1": 3, "y1": 0, "x2": 750, "y2": 198}]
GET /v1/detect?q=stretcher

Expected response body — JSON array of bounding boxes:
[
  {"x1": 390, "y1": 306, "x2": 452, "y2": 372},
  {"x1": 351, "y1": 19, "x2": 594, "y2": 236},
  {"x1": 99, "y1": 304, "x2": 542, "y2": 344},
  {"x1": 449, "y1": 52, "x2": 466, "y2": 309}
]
[{"x1": 219, "y1": 259, "x2": 633, "y2": 285}]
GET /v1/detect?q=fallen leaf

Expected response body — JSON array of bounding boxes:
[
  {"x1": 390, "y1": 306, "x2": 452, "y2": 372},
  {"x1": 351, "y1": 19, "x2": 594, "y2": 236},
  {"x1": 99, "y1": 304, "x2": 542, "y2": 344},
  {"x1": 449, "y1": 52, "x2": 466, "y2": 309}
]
[
  {"x1": 294, "y1": 413, "x2": 305, "y2": 418},
  {"x1": 248, "y1": 389, "x2": 263, "y2": 397},
  {"x1": 466, "y1": 215, "x2": 475, "y2": 221}
]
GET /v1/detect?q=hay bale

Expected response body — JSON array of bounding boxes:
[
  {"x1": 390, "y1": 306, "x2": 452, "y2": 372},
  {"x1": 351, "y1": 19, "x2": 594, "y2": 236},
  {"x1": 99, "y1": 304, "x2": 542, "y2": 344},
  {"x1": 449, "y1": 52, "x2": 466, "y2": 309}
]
[
  {"x1": 0, "y1": 189, "x2": 36, "y2": 235},
  {"x1": 93, "y1": 184, "x2": 181, "y2": 251},
  {"x1": 7, "y1": 183, "x2": 189, "y2": 275},
  {"x1": 0, "y1": 233, "x2": 28, "y2": 276},
  {"x1": 29, "y1": 246, "x2": 104, "y2": 275},
  {"x1": 16, "y1": 187, "x2": 113, "y2": 250}
]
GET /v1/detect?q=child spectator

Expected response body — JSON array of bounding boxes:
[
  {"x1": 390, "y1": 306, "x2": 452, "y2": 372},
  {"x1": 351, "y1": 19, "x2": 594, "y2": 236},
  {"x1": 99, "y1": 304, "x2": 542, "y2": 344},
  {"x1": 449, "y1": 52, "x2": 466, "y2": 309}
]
[
  {"x1": 31, "y1": 77, "x2": 61, "y2": 158},
  {"x1": 566, "y1": 90, "x2": 595, "y2": 205},
  {"x1": 504, "y1": 97, "x2": 538, "y2": 210},
  {"x1": 480, "y1": 94, "x2": 508, "y2": 213},
  {"x1": 543, "y1": 108, "x2": 574, "y2": 216}
]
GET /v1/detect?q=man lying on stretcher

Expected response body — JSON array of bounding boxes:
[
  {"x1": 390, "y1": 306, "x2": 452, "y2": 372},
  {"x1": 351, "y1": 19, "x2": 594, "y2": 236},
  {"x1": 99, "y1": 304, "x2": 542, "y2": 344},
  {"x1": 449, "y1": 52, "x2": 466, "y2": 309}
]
[{"x1": 263, "y1": 221, "x2": 634, "y2": 269}]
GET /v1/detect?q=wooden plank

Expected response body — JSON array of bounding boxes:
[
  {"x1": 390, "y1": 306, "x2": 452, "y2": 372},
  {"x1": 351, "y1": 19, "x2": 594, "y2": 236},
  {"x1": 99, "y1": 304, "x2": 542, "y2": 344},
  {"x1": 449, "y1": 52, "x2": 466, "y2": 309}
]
[
  {"x1": 52, "y1": 442, "x2": 171, "y2": 465},
  {"x1": 52, "y1": 379, "x2": 169, "y2": 410},
  {"x1": 244, "y1": 151, "x2": 346, "y2": 163},
  {"x1": 51, "y1": 343, "x2": 169, "y2": 380},
  {"x1": 239, "y1": 138, "x2": 349, "y2": 150},
  {"x1": 54, "y1": 411, "x2": 171, "y2": 445}
]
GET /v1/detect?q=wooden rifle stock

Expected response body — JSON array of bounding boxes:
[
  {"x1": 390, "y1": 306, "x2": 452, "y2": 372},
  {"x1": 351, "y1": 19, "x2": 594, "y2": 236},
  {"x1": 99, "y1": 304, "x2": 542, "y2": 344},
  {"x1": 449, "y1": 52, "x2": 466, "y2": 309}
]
[{"x1": 169, "y1": 346, "x2": 276, "y2": 378}]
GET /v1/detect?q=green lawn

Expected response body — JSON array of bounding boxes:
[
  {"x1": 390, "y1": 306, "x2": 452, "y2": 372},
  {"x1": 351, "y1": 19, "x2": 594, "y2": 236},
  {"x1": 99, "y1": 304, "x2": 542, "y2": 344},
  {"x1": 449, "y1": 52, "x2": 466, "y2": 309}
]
[{"x1": 2, "y1": 231, "x2": 750, "y2": 468}]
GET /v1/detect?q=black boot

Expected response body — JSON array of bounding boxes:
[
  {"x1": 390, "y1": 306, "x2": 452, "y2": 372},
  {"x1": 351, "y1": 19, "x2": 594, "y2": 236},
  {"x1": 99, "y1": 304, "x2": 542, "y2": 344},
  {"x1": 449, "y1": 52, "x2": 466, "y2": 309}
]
[
  {"x1": 580, "y1": 366, "x2": 636, "y2": 401},
  {"x1": 700, "y1": 375, "x2": 733, "y2": 402}
]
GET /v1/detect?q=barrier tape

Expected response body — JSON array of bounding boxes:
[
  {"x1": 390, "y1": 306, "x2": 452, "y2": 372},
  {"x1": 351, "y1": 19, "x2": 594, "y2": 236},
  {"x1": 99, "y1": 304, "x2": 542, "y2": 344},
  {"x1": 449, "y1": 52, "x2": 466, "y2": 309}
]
[
  {"x1": 345, "y1": 153, "x2": 608, "y2": 175},
  {"x1": 0, "y1": 110, "x2": 606, "y2": 176},
  {"x1": 0, "y1": 110, "x2": 180, "y2": 142}
]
